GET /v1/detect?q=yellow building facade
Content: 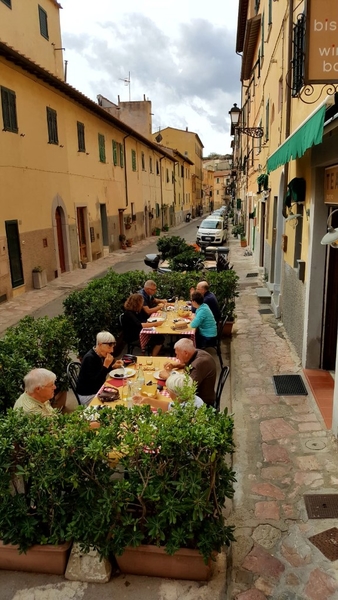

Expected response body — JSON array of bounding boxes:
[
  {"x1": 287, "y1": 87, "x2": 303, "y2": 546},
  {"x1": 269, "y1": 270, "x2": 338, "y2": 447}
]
[
  {"x1": 234, "y1": 0, "x2": 338, "y2": 435},
  {"x1": 0, "y1": 0, "x2": 177, "y2": 299},
  {"x1": 151, "y1": 127, "x2": 204, "y2": 217}
]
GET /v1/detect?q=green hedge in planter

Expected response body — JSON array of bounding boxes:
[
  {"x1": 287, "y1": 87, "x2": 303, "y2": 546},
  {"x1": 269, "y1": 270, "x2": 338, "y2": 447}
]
[
  {"x1": 64, "y1": 270, "x2": 239, "y2": 357},
  {"x1": 0, "y1": 316, "x2": 77, "y2": 413},
  {"x1": 0, "y1": 403, "x2": 235, "y2": 561}
]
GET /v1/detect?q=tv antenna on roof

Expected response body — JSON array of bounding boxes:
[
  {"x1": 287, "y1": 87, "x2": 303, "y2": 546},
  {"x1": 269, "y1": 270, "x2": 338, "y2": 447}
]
[{"x1": 119, "y1": 71, "x2": 131, "y2": 101}]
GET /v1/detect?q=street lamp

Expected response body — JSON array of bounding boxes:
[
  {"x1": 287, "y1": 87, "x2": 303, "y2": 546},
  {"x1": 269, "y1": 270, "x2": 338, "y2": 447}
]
[{"x1": 229, "y1": 103, "x2": 264, "y2": 139}]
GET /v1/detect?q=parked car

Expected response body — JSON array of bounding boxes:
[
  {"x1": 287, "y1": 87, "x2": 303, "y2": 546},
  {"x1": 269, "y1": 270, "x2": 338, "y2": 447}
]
[{"x1": 196, "y1": 216, "x2": 227, "y2": 247}]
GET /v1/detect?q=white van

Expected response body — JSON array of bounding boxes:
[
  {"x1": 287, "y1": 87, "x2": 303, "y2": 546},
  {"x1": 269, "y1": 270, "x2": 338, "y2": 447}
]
[{"x1": 196, "y1": 216, "x2": 227, "y2": 247}]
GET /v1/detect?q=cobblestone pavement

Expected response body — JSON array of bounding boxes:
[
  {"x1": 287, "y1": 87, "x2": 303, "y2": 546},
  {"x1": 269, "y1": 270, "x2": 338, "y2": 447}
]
[
  {"x1": 0, "y1": 227, "x2": 338, "y2": 599},
  {"x1": 228, "y1": 239, "x2": 338, "y2": 600}
]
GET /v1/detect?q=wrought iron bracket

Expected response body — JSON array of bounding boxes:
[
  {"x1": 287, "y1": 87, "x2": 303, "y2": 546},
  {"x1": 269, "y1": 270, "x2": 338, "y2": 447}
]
[{"x1": 235, "y1": 127, "x2": 264, "y2": 138}]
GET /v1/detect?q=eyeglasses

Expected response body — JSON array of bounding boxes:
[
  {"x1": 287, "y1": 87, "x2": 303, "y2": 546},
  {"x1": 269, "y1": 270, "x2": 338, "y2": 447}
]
[{"x1": 103, "y1": 342, "x2": 115, "y2": 347}]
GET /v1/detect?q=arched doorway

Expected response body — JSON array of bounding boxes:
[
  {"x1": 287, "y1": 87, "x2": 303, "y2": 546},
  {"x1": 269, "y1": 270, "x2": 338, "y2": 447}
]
[{"x1": 55, "y1": 206, "x2": 66, "y2": 273}]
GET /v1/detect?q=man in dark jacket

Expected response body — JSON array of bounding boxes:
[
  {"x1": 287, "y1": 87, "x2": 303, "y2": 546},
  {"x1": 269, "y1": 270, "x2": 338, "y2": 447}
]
[{"x1": 190, "y1": 280, "x2": 221, "y2": 322}]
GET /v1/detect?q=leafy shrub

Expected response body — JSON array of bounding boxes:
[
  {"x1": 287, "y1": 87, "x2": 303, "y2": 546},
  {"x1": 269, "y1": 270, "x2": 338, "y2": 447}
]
[
  {"x1": 168, "y1": 247, "x2": 204, "y2": 272},
  {"x1": 0, "y1": 316, "x2": 77, "y2": 413},
  {"x1": 157, "y1": 236, "x2": 188, "y2": 259},
  {"x1": 0, "y1": 404, "x2": 235, "y2": 561}
]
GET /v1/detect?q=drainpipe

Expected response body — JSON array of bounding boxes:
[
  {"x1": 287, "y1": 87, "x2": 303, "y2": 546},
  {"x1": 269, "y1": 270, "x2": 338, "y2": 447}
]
[
  {"x1": 159, "y1": 156, "x2": 165, "y2": 229},
  {"x1": 123, "y1": 134, "x2": 130, "y2": 207},
  {"x1": 284, "y1": 0, "x2": 294, "y2": 195}
]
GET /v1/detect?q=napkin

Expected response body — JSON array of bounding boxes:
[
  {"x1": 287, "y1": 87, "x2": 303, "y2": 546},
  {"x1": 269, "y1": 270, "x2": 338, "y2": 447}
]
[{"x1": 106, "y1": 377, "x2": 125, "y2": 387}]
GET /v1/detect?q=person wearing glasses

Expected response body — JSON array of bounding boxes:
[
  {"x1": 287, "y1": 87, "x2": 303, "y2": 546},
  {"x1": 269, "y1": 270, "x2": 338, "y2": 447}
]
[
  {"x1": 76, "y1": 331, "x2": 123, "y2": 405},
  {"x1": 14, "y1": 368, "x2": 57, "y2": 416},
  {"x1": 139, "y1": 280, "x2": 166, "y2": 319}
]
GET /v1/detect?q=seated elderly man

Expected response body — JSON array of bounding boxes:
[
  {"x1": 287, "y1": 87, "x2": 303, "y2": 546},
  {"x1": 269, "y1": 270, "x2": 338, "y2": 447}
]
[
  {"x1": 139, "y1": 280, "x2": 166, "y2": 319},
  {"x1": 76, "y1": 331, "x2": 123, "y2": 406},
  {"x1": 160, "y1": 338, "x2": 216, "y2": 406},
  {"x1": 133, "y1": 371, "x2": 204, "y2": 411},
  {"x1": 14, "y1": 368, "x2": 56, "y2": 416},
  {"x1": 190, "y1": 280, "x2": 220, "y2": 322}
]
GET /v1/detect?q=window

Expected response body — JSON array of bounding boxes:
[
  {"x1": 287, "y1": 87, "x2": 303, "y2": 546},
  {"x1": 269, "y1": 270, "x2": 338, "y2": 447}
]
[
  {"x1": 155, "y1": 203, "x2": 160, "y2": 218},
  {"x1": 149, "y1": 156, "x2": 153, "y2": 173},
  {"x1": 112, "y1": 140, "x2": 118, "y2": 165},
  {"x1": 156, "y1": 160, "x2": 159, "y2": 175},
  {"x1": 217, "y1": 190, "x2": 219, "y2": 195},
  {"x1": 77, "y1": 122, "x2": 85, "y2": 152},
  {"x1": 38, "y1": 5, "x2": 49, "y2": 40},
  {"x1": 1, "y1": 87, "x2": 18, "y2": 133},
  {"x1": 131, "y1": 149, "x2": 137, "y2": 171},
  {"x1": 0, "y1": 0, "x2": 12, "y2": 8},
  {"x1": 216, "y1": 177, "x2": 220, "y2": 184},
  {"x1": 46, "y1": 107, "x2": 58, "y2": 144},
  {"x1": 166, "y1": 168, "x2": 169, "y2": 183},
  {"x1": 181, "y1": 165, "x2": 184, "y2": 178},
  {"x1": 119, "y1": 143, "x2": 124, "y2": 168},
  {"x1": 141, "y1": 151, "x2": 145, "y2": 170},
  {"x1": 98, "y1": 133, "x2": 106, "y2": 162}
]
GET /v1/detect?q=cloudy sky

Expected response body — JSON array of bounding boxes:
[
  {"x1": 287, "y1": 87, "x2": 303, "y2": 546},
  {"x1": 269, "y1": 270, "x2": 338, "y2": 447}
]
[{"x1": 60, "y1": 0, "x2": 241, "y2": 156}]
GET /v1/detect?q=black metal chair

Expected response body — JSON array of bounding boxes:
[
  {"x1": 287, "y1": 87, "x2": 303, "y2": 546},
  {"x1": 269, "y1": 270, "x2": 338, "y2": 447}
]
[
  {"x1": 204, "y1": 315, "x2": 228, "y2": 368},
  {"x1": 120, "y1": 312, "x2": 149, "y2": 355},
  {"x1": 214, "y1": 366, "x2": 230, "y2": 411},
  {"x1": 66, "y1": 361, "x2": 81, "y2": 405}
]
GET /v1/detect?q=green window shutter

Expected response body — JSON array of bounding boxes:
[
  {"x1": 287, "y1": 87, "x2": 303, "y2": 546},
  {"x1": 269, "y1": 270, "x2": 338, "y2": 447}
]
[
  {"x1": 131, "y1": 149, "x2": 137, "y2": 171},
  {"x1": 155, "y1": 203, "x2": 160, "y2": 218},
  {"x1": 112, "y1": 140, "x2": 118, "y2": 165},
  {"x1": 119, "y1": 143, "x2": 124, "y2": 167},
  {"x1": 38, "y1": 5, "x2": 49, "y2": 40},
  {"x1": 1, "y1": 86, "x2": 18, "y2": 133},
  {"x1": 268, "y1": 0, "x2": 272, "y2": 25},
  {"x1": 98, "y1": 133, "x2": 106, "y2": 163},
  {"x1": 46, "y1": 107, "x2": 58, "y2": 144},
  {"x1": 261, "y1": 13, "x2": 265, "y2": 58},
  {"x1": 77, "y1": 121, "x2": 85, "y2": 152}
]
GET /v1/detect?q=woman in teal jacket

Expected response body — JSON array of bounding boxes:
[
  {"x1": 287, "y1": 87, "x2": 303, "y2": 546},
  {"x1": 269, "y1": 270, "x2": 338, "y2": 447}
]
[{"x1": 190, "y1": 291, "x2": 217, "y2": 349}]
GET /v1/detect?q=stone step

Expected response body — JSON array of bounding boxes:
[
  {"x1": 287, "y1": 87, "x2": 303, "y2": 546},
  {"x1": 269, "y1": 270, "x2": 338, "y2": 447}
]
[{"x1": 256, "y1": 287, "x2": 272, "y2": 304}]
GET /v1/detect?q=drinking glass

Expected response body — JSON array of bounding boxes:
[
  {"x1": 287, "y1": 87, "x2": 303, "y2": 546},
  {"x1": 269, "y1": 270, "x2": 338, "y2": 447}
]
[{"x1": 146, "y1": 356, "x2": 153, "y2": 367}]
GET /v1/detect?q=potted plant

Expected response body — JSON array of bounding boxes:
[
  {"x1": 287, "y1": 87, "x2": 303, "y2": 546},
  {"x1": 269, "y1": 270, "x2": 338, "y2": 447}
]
[
  {"x1": 108, "y1": 396, "x2": 236, "y2": 579},
  {"x1": 157, "y1": 236, "x2": 188, "y2": 260},
  {"x1": 240, "y1": 234, "x2": 247, "y2": 248},
  {"x1": 162, "y1": 223, "x2": 169, "y2": 232},
  {"x1": 257, "y1": 173, "x2": 269, "y2": 194},
  {"x1": 119, "y1": 234, "x2": 127, "y2": 249},
  {"x1": 126, "y1": 238, "x2": 133, "y2": 247},
  {"x1": 124, "y1": 216, "x2": 132, "y2": 229},
  {"x1": 32, "y1": 266, "x2": 47, "y2": 289}
]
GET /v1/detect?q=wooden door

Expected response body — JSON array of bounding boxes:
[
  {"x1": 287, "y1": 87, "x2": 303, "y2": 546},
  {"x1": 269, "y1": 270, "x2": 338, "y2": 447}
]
[
  {"x1": 76, "y1": 207, "x2": 87, "y2": 262},
  {"x1": 259, "y1": 202, "x2": 266, "y2": 267},
  {"x1": 5, "y1": 220, "x2": 24, "y2": 287},
  {"x1": 100, "y1": 203, "x2": 109, "y2": 247},
  {"x1": 55, "y1": 207, "x2": 66, "y2": 273}
]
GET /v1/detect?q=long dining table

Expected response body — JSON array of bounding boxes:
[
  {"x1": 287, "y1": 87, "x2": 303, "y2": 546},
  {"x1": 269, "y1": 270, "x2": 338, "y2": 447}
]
[{"x1": 139, "y1": 302, "x2": 196, "y2": 352}]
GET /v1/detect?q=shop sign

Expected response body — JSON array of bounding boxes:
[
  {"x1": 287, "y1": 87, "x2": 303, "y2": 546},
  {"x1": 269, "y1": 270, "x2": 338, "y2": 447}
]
[
  {"x1": 305, "y1": 0, "x2": 338, "y2": 83},
  {"x1": 325, "y1": 165, "x2": 338, "y2": 205}
]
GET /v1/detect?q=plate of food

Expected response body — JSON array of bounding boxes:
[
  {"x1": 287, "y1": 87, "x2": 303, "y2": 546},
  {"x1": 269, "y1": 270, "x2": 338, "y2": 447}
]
[
  {"x1": 152, "y1": 370, "x2": 166, "y2": 380},
  {"x1": 147, "y1": 318, "x2": 160, "y2": 323},
  {"x1": 173, "y1": 318, "x2": 190, "y2": 323},
  {"x1": 109, "y1": 368, "x2": 136, "y2": 378}
]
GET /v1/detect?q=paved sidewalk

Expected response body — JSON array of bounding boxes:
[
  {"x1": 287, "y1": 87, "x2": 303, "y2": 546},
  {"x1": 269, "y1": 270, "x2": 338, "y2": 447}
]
[{"x1": 228, "y1": 239, "x2": 338, "y2": 600}]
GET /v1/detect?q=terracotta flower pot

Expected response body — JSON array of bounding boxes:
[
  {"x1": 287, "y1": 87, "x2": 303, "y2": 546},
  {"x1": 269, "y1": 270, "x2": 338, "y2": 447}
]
[
  {"x1": 115, "y1": 545, "x2": 215, "y2": 581},
  {"x1": 240, "y1": 239, "x2": 247, "y2": 247},
  {"x1": 0, "y1": 540, "x2": 72, "y2": 574},
  {"x1": 223, "y1": 319, "x2": 235, "y2": 336}
]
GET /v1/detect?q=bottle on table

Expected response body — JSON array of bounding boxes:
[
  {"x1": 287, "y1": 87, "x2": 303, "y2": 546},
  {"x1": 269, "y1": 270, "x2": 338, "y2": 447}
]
[
  {"x1": 136, "y1": 366, "x2": 145, "y2": 389},
  {"x1": 174, "y1": 296, "x2": 179, "y2": 311}
]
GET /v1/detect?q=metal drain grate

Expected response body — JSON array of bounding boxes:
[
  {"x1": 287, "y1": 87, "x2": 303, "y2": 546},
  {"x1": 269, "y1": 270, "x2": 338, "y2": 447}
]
[
  {"x1": 273, "y1": 374, "x2": 308, "y2": 396},
  {"x1": 246, "y1": 272, "x2": 258, "y2": 278},
  {"x1": 304, "y1": 494, "x2": 338, "y2": 519},
  {"x1": 258, "y1": 308, "x2": 273, "y2": 314},
  {"x1": 308, "y1": 528, "x2": 338, "y2": 561}
]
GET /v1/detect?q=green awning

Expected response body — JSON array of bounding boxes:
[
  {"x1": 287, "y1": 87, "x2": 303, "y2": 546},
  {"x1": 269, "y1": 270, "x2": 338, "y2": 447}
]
[{"x1": 267, "y1": 105, "x2": 326, "y2": 174}]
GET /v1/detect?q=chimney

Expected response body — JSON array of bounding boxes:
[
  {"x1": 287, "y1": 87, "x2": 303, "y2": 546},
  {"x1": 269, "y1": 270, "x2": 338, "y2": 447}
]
[{"x1": 186, "y1": 127, "x2": 188, "y2": 132}]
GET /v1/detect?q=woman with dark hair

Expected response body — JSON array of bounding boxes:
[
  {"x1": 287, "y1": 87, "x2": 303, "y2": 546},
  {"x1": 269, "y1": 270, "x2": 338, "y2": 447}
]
[
  {"x1": 122, "y1": 293, "x2": 164, "y2": 356},
  {"x1": 190, "y1": 291, "x2": 217, "y2": 349}
]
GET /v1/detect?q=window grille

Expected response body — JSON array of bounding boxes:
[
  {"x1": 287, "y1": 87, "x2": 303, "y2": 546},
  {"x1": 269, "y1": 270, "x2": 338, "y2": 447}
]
[
  {"x1": 46, "y1": 107, "x2": 58, "y2": 144},
  {"x1": 292, "y1": 14, "x2": 305, "y2": 97}
]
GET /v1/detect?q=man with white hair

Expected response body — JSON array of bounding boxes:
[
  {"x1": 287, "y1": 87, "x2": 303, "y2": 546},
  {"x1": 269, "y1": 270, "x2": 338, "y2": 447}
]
[
  {"x1": 76, "y1": 331, "x2": 123, "y2": 405},
  {"x1": 133, "y1": 372, "x2": 204, "y2": 411},
  {"x1": 14, "y1": 368, "x2": 56, "y2": 416},
  {"x1": 161, "y1": 338, "x2": 216, "y2": 406},
  {"x1": 190, "y1": 280, "x2": 220, "y2": 322}
]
